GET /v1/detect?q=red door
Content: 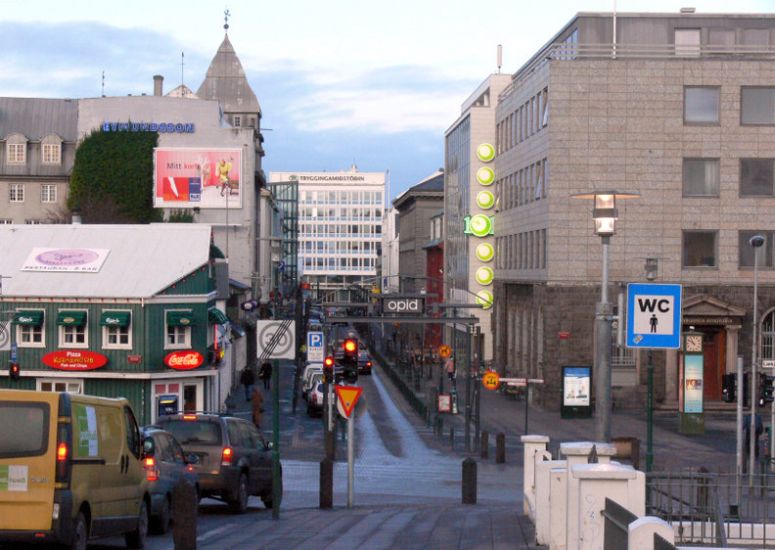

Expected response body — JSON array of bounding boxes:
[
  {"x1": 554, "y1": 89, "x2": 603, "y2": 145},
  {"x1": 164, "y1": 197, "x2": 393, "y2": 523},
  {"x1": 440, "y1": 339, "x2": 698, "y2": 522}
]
[{"x1": 702, "y1": 329, "x2": 724, "y2": 401}]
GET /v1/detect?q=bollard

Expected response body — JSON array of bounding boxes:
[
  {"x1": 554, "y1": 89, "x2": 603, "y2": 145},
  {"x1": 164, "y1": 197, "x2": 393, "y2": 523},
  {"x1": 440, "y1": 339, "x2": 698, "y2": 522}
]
[
  {"x1": 450, "y1": 426, "x2": 455, "y2": 449},
  {"x1": 172, "y1": 477, "x2": 197, "y2": 550},
  {"x1": 462, "y1": 457, "x2": 477, "y2": 504},
  {"x1": 320, "y1": 458, "x2": 333, "y2": 509},
  {"x1": 481, "y1": 431, "x2": 489, "y2": 460},
  {"x1": 496, "y1": 432, "x2": 506, "y2": 463}
]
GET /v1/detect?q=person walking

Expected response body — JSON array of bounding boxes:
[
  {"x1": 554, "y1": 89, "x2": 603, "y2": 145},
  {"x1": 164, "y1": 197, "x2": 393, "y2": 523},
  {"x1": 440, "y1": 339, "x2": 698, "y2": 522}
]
[
  {"x1": 251, "y1": 386, "x2": 264, "y2": 428},
  {"x1": 240, "y1": 367, "x2": 255, "y2": 401},
  {"x1": 259, "y1": 361, "x2": 273, "y2": 390},
  {"x1": 445, "y1": 354, "x2": 456, "y2": 386}
]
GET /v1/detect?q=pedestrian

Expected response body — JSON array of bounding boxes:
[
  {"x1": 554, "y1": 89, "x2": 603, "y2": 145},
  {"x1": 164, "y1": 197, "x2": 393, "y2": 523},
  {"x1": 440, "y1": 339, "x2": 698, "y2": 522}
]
[
  {"x1": 251, "y1": 386, "x2": 264, "y2": 428},
  {"x1": 445, "y1": 354, "x2": 455, "y2": 381},
  {"x1": 259, "y1": 361, "x2": 272, "y2": 390},
  {"x1": 240, "y1": 367, "x2": 255, "y2": 401}
]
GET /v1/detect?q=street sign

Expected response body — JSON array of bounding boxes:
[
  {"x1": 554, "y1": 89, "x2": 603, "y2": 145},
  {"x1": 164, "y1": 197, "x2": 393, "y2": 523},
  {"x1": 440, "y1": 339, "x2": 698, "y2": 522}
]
[
  {"x1": 382, "y1": 297, "x2": 424, "y2": 314},
  {"x1": 0, "y1": 322, "x2": 11, "y2": 352},
  {"x1": 335, "y1": 385, "x2": 363, "y2": 418},
  {"x1": 307, "y1": 331, "x2": 324, "y2": 362},
  {"x1": 278, "y1": 260, "x2": 286, "y2": 273},
  {"x1": 438, "y1": 344, "x2": 452, "y2": 359},
  {"x1": 763, "y1": 359, "x2": 775, "y2": 370},
  {"x1": 437, "y1": 394, "x2": 452, "y2": 413},
  {"x1": 626, "y1": 283, "x2": 683, "y2": 349},
  {"x1": 256, "y1": 320, "x2": 296, "y2": 360},
  {"x1": 482, "y1": 371, "x2": 500, "y2": 391}
]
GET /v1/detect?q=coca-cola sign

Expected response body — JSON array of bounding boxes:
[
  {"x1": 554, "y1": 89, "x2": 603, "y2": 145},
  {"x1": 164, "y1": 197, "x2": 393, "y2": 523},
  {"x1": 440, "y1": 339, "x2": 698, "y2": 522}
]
[
  {"x1": 164, "y1": 351, "x2": 204, "y2": 370},
  {"x1": 43, "y1": 350, "x2": 108, "y2": 371}
]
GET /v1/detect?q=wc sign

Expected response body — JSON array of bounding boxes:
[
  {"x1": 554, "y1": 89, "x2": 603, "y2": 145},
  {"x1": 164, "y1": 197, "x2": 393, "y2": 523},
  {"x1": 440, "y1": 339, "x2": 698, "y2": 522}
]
[
  {"x1": 382, "y1": 297, "x2": 424, "y2": 315},
  {"x1": 626, "y1": 283, "x2": 682, "y2": 349}
]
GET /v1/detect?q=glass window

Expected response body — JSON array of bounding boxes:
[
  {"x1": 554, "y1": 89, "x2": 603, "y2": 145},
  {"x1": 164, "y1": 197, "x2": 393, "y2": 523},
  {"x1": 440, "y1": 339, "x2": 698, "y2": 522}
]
[
  {"x1": 762, "y1": 310, "x2": 775, "y2": 363},
  {"x1": 9, "y1": 183, "x2": 24, "y2": 203},
  {"x1": 104, "y1": 325, "x2": 130, "y2": 348},
  {"x1": 18, "y1": 324, "x2": 44, "y2": 346},
  {"x1": 61, "y1": 325, "x2": 87, "y2": 347},
  {"x1": 675, "y1": 29, "x2": 701, "y2": 56},
  {"x1": 42, "y1": 143, "x2": 61, "y2": 164},
  {"x1": 740, "y1": 159, "x2": 774, "y2": 196},
  {"x1": 683, "y1": 230, "x2": 718, "y2": 268},
  {"x1": 41, "y1": 184, "x2": 57, "y2": 203},
  {"x1": 166, "y1": 325, "x2": 190, "y2": 348},
  {"x1": 684, "y1": 87, "x2": 720, "y2": 124},
  {"x1": 6, "y1": 143, "x2": 25, "y2": 164},
  {"x1": 683, "y1": 159, "x2": 720, "y2": 196},
  {"x1": 0, "y1": 403, "x2": 48, "y2": 458},
  {"x1": 739, "y1": 231, "x2": 774, "y2": 268},
  {"x1": 741, "y1": 88, "x2": 775, "y2": 125}
]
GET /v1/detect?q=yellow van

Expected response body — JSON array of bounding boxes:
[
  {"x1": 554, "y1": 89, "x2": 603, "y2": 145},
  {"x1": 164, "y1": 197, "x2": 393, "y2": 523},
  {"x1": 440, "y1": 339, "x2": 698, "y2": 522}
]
[{"x1": 0, "y1": 389, "x2": 150, "y2": 550}]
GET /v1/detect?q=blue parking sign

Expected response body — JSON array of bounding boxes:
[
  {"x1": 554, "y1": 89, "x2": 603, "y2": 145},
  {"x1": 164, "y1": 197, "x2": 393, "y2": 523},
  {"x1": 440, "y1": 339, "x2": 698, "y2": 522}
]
[
  {"x1": 626, "y1": 283, "x2": 682, "y2": 349},
  {"x1": 307, "y1": 331, "x2": 324, "y2": 362}
]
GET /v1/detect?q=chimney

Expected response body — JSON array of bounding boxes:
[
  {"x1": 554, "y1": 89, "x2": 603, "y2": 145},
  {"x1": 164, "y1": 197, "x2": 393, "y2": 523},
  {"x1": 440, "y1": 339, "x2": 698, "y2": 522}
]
[{"x1": 153, "y1": 75, "x2": 164, "y2": 96}]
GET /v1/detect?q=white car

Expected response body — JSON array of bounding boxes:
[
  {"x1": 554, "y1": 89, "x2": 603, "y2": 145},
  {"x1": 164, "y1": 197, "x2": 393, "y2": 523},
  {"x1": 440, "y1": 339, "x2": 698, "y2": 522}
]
[
  {"x1": 301, "y1": 363, "x2": 323, "y2": 398},
  {"x1": 307, "y1": 382, "x2": 325, "y2": 417},
  {"x1": 303, "y1": 372, "x2": 324, "y2": 401}
]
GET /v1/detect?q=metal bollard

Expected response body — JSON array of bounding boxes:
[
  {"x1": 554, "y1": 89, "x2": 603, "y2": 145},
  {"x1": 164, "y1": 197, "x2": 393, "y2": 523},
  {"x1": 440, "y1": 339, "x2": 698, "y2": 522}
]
[
  {"x1": 172, "y1": 478, "x2": 197, "y2": 550},
  {"x1": 462, "y1": 457, "x2": 477, "y2": 504},
  {"x1": 481, "y1": 431, "x2": 489, "y2": 460},
  {"x1": 496, "y1": 432, "x2": 506, "y2": 463},
  {"x1": 320, "y1": 458, "x2": 333, "y2": 509},
  {"x1": 450, "y1": 426, "x2": 455, "y2": 449}
]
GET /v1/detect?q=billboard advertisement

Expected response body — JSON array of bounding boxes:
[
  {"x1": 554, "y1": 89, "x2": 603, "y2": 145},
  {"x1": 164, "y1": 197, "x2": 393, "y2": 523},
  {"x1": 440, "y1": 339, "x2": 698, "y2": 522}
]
[
  {"x1": 154, "y1": 148, "x2": 242, "y2": 209},
  {"x1": 561, "y1": 365, "x2": 593, "y2": 419}
]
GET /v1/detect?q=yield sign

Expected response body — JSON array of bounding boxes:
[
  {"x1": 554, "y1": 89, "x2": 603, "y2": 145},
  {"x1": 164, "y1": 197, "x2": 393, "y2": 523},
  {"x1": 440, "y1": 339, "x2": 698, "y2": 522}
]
[{"x1": 335, "y1": 385, "x2": 363, "y2": 418}]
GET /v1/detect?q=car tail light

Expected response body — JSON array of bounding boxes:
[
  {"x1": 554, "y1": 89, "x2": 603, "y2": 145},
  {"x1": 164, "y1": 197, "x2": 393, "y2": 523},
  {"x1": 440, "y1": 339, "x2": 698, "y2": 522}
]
[
  {"x1": 144, "y1": 457, "x2": 159, "y2": 482},
  {"x1": 183, "y1": 414, "x2": 197, "y2": 421},
  {"x1": 57, "y1": 442, "x2": 68, "y2": 462},
  {"x1": 367, "y1": 361, "x2": 372, "y2": 368},
  {"x1": 221, "y1": 447, "x2": 233, "y2": 466},
  {"x1": 55, "y1": 394, "x2": 72, "y2": 486}
]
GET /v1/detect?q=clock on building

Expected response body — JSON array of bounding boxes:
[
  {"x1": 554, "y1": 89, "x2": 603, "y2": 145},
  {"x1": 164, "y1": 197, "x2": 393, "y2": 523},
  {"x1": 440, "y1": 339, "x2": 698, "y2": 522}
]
[{"x1": 685, "y1": 334, "x2": 703, "y2": 353}]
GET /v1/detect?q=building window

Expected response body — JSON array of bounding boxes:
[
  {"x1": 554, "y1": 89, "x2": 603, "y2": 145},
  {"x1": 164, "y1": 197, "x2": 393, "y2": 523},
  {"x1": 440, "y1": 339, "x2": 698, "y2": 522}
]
[
  {"x1": 675, "y1": 29, "x2": 701, "y2": 56},
  {"x1": 233, "y1": 115, "x2": 241, "y2": 127},
  {"x1": 37, "y1": 379, "x2": 83, "y2": 394},
  {"x1": 60, "y1": 324, "x2": 87, "y2": 347},
  {"x1": 6, "y1": 143, "x2": 25, "y2": 164},
  {"x1": 741, "y1": 87, "x2": 775, "y2": 125},
  {"x1": 9, "y1": 183, "x2": 24, "y2": 203},
  {"x1": 166, "y1": 325, "x2": 189, "y2": 347},
  {"x1": 683, "y1": 159, "x2": 720, "y2": 197},
  {"x1": 740, "y1": 159, "x2": 774, "y2": 196},
  {"x1": 0, "y1": 219, "x2": 11, "y2": 224},
  {"x1": 684, "y1": 87, "x2": 720, "y2": 124},
  {"x1": 41, "y1": 184, "x2": 57, "y2": 203},
  {"x1": 42, "y1": 143, "x2": 61, "y2": 164},
  {"x1": 762, "y1": 310, "x2": 775, "y2": 363},
  {"x1": 683, "y1": 230, "x2": 718, "y2": 268},
  {"x1": 166, "y1": 311, "x2": 193, "y2": 349},
  {"x1": 101, "y1": 311, "x2": 132, "y2": 349},
  {"x1": 739, "y1": 231, "x2": 774, "y2": 268}
]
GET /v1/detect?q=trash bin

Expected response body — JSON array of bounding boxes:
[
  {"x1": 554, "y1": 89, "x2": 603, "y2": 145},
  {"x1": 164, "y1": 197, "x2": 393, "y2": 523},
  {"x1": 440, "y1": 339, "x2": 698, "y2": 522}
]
[{"x1": 611, "y1": 436, "x2": 640, "y2": 470}]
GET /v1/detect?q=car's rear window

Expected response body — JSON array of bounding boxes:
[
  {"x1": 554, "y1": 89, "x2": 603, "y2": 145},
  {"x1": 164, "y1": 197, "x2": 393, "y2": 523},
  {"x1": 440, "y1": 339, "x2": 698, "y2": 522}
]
[
  {"x1": 161, "y1": 419, "x2": 222, "y2": 446},
  {"x1": 0, "y1": 402, "x2": 49, "y2": 458}
]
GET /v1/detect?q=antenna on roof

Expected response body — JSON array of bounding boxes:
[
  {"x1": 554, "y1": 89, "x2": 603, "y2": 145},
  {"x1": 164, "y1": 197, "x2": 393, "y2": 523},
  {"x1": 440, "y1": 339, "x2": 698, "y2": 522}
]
[
  {"x1": 224, "y1": 8, "x2": 231, "y2": 31},
  {"x1": 497, "y1": 44, "x2": 502, "y2": 73},
  {"x1": 101, "y1": 70, "x2": 105, "y2": 97},
  {"x1": 181, "y1": 52, "x2": 185, "y2": 96}
]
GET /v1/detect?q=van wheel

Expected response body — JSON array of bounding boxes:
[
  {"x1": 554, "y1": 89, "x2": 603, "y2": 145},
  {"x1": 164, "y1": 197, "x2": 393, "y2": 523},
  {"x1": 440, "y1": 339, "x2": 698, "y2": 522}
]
[
  {"x1": 150, "y1": 495, "x2": 171, "y2": 535},
  {"x1": 68, "y1": 512, "x2": 88, "y2": 550},
  {"x1": 228, "y1": 473, "x2": 249, "y2": 514},
  {"x1": 125, "y1": 500, "x2": 148, "y2": 549}
]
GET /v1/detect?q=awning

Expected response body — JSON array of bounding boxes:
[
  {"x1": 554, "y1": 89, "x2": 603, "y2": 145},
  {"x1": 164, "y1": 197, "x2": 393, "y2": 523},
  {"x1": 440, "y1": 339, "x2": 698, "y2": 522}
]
[
  {"x1": 99, "y1": 311, "x2": 131, "y2": 327},
  {"x1": 56, "y1": 311, "x2": 87, "y2": 326},
  {"x1": 167, "y1": 311, "x2": 194, "y2": 326},
  {"x1": 208, "y1": 307, "x2": 229, "y2": 325},
  {"x1": 13, "y1": 310, "x2": 43, "y2": 326}
]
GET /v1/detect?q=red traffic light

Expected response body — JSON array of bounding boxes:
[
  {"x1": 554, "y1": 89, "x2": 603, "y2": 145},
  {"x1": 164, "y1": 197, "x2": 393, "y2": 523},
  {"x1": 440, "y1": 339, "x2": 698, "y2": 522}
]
[
  {"x1": 324, "y1": 356, "x2": 335, "y2": 368},
  {"x1": 343, "y1": 339, "x2": 357, "y2": 354},
  {"x1": 9, "y1": 362, "x2": 20, "y2": 380}
]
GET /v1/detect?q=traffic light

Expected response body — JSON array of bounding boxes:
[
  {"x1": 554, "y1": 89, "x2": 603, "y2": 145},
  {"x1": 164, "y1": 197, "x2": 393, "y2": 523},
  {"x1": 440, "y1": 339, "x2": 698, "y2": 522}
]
[
  {"x1": 759, "y1": 374, "x2": 774, "y2": 407},
  {"x1": 8, "y1": 361, "x2": 19, "y2": 381},
  {"x1": 342, "y1": 338, "x2": 358, "y2": 383},
  {"x1": 323, "y1": 356, "x2": 335, "y2": 384},
  {"x1": 722, "y1": 373, "x2": 736, "y2": 403}
]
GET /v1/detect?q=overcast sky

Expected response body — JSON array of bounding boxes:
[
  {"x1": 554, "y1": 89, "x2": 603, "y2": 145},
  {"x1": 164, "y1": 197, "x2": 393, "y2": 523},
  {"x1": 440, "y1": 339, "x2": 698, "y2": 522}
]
[{"x1": 1, "y1": 0, "x2": 772, "y2": 200}]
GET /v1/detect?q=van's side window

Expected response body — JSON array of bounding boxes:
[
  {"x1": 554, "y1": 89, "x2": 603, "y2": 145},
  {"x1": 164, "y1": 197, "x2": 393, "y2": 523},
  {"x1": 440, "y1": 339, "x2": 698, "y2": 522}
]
[{"x1": 123, "y1": 407, "x2": 141, "y2": 458}]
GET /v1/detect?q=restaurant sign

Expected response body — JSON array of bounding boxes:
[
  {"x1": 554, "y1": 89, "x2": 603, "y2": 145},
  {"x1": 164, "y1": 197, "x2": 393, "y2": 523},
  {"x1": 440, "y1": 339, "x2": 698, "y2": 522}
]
[
  {"x1": 43, "y1": 350, "x2": 108, "y2": 371},
  {"x1": 164, "y1": 350, "x2": 204, "y2": 370}
]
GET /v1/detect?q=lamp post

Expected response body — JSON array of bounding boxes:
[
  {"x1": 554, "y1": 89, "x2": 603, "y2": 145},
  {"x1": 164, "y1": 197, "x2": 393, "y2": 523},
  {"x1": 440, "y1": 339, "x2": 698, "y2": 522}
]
[
  {"x1": 644, "y1": 258, "x2": 658, "y2": 473},
  {"x1": 572, "y1": 190, "x2": 640, "y2": 442},
  {"x1": 749, "y1": 234, "x2": 765, "y2": 485}
]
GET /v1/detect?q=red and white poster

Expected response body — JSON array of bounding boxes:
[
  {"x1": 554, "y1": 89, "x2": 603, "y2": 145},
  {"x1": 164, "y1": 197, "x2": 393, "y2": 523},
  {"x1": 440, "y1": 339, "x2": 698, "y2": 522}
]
[{"x1": 154, "y1": 148, "x2": 242, "y2": 209}]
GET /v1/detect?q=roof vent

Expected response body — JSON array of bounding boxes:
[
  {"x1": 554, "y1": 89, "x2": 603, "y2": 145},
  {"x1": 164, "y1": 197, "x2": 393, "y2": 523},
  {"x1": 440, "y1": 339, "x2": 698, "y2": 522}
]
[{"x1": 680, "y1": 7, "x2": 696, "y2": 13}]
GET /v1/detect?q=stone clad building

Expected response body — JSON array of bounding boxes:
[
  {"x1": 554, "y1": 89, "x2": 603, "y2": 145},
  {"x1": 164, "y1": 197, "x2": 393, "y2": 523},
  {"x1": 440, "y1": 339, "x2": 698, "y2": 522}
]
[{"x1": 493, "y1": 11, "x2": 775, "y2": 410}]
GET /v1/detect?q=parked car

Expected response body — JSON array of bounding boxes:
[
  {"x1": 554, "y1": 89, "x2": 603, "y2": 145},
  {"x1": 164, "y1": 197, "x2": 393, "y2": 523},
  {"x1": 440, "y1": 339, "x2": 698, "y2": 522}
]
[
  {"x1": 358, "y1": 350, "x2": 373, "y2": 375},
  {"x1": 307, "y1": 383, "x2": 325, "y2": 417},
  {"x1": 141, "y1": 427, "x2": 199, "y2": 534},
  {"x1": 0, "y1": 389, "x2": 150, "y2": 550},
  {"x1": 155, "y1": 413, "x2": 279, "y2": 513},
  {"x1": 301, "y1": 364, "x2": 323, "y2": 400},
  {"x1": 303, "y1": 372, "x2": 324, "y2": 401}
]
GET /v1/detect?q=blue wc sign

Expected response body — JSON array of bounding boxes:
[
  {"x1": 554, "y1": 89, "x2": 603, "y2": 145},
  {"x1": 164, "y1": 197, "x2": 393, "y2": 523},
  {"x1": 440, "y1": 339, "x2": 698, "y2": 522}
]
[{"x1": 626, "y1": 283, "x2": 683, "y2": 349}]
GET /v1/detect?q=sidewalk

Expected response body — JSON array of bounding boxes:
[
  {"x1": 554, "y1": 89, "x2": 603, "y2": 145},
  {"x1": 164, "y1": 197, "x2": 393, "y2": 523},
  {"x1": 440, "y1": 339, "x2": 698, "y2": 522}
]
[{"x1": 374, "y1": 346, "x2": 744, "y2": 472}]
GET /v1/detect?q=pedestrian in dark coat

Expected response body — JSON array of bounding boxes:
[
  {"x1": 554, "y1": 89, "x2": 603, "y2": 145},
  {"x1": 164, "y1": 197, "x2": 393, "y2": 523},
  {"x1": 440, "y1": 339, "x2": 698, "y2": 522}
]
[
  {"x1": 259, "y1": 361, "x2": 273, "y2": 390},
  {"x1": 240, "y1": 367, "x2": 255, "y2": 401}
]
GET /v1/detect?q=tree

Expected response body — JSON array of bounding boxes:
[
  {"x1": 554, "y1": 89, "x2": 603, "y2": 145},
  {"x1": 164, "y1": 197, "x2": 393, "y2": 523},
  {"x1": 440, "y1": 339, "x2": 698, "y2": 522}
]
[{"x1": 68, "y1": 129, "x2": 162, "y2": 223}]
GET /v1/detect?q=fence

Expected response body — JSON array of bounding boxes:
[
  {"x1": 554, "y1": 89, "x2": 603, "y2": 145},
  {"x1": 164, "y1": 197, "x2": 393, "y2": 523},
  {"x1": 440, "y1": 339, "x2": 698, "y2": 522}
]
[{"x1": 647, "y1": 469, "x2": 775, "y2": 546}]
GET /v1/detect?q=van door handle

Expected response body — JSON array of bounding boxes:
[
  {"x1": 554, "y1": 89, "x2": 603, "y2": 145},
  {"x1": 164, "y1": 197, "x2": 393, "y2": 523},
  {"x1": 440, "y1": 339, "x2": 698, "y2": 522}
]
[{"x1": 121, "y1": 455, "x2": 127, "y2": 474}]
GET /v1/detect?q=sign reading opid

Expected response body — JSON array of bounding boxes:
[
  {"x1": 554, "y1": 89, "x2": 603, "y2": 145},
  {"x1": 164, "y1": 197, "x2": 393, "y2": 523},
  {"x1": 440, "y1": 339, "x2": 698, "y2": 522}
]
[{"x1": 382, "y1": 297, "x2": 424, "y2": 314}]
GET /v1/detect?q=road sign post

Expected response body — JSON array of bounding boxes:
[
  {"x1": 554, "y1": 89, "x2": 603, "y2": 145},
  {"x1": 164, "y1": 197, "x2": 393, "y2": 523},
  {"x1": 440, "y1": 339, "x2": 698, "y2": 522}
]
[{"x1": 335, "y1": 385, "x2": 363, "y2": 508}]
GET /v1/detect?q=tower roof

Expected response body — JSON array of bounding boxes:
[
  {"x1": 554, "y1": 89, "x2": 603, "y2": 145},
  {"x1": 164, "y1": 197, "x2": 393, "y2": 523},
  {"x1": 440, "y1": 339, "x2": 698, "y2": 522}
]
[{"x1": 196, "y1": 34, "x2": 261, "y2": 115}]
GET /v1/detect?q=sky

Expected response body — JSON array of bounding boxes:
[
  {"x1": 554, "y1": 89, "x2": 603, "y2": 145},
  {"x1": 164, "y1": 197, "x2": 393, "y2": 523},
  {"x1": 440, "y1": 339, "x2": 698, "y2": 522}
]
[{"x1": 1, "y1": 0, "x2": 772, "y2": 201}]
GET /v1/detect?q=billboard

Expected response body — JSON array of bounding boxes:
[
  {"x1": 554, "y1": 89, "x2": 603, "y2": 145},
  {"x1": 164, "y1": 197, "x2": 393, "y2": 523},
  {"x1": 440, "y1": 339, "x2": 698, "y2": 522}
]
[{"x1": 154, "y1": 148, "x2": 242, "y2": 209}]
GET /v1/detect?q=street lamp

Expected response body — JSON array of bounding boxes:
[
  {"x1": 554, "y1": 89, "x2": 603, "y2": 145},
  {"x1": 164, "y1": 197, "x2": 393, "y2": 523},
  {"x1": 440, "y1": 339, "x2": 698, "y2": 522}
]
[
  {"x1": 572, "y1": 190, "x2": 640, "y2": 442},
  {"x1": 749, "y1": 234, "x2": 765, "y2": 484}
]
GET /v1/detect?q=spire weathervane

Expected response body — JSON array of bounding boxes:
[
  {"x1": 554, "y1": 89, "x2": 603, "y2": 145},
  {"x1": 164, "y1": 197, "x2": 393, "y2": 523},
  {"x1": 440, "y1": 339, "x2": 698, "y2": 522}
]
[{"x1": 224, "y1": 8, "x2": 230, "y2": 31}]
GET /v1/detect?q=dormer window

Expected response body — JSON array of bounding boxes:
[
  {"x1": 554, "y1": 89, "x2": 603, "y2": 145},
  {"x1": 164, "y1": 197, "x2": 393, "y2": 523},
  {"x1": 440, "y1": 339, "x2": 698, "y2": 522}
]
[
  {"x1": 233, "y1": 115, "x2": 242, "y2": 127},
  {"x1": 7, "y1": 143, "x2": 25, "y2": 164},
  {"x1": 41, "y1": 135, "x2": 63, "y2": 165}
]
